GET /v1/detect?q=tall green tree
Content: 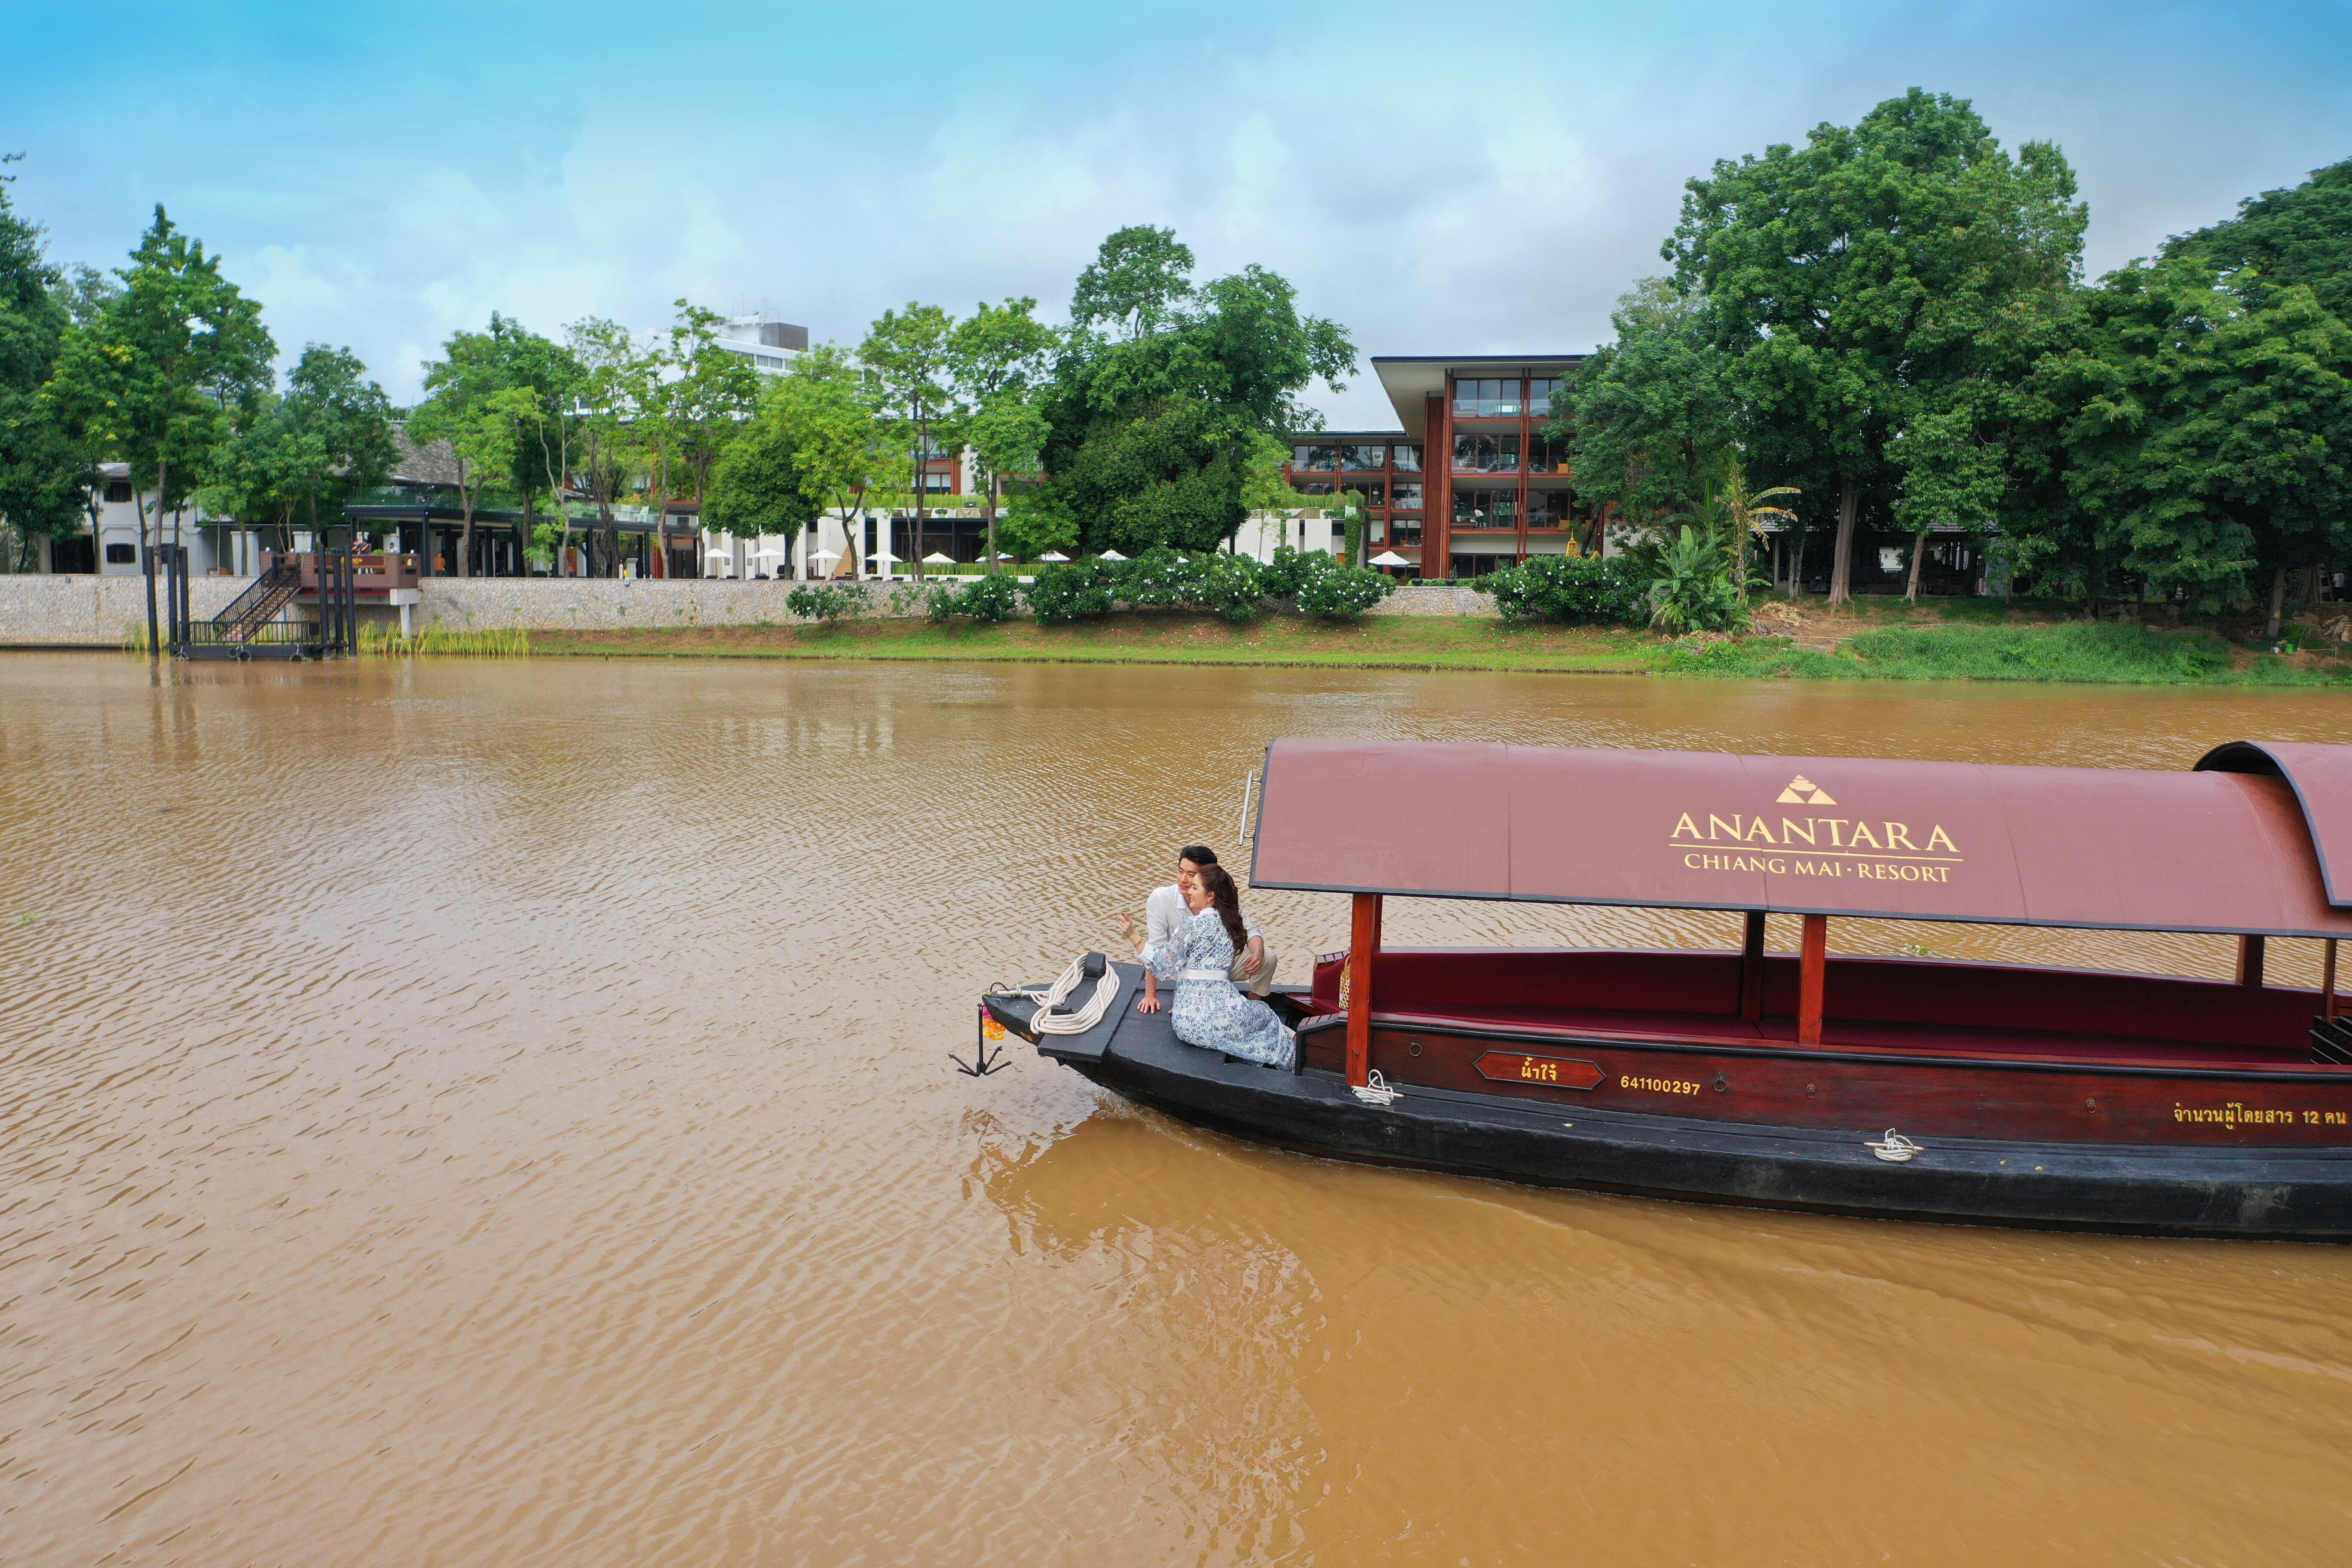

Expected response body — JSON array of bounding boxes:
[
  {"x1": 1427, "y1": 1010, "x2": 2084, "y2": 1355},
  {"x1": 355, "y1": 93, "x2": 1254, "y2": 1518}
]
[
  {"x1": 45, "y1": 205, "x2": 275, "y2": 560},
  {"x1": 409, "y1": 315, "x2": 525, "y2": 575},
  {"x1": 703, "y1": 414, "x2": 820, "y2": 564},
  {"x1": 0, "y1": 158, "x2": 82, "y2": 570},
  {"x1": 1553, "y1": 278, "x2": 1739, "y2": 554},
  {"x1": 949, "y1": 297, "x2": 1057, "y2": 572},
  {"x1": 760, "y1": 344, "x2": 900, "y2": 579},
  {"x1": 2033, "y1": 257, "x2": 2352, "y2": 630},
  {"x1": 661, "y1": 301, "x2": 761, "y2": 506},
  {"x1": 1668, "y1": 90, "x2": 2085, "y2": 603},
  {"x1": 410, "y1": 315, "x2": 581, "y2": 574},
  {"x1": 277, "y1": 345, "x2": 396, "y2": 545},
  {"x1": 1044, "y1": 226, "x2": 1355, "y2": 555},
  {"x1": 861, "y1": 302, "x2": 959, "y2": 579},
  {"x1": 564, "y1": 316, "x2": 660, "y2": 575},
  {"x1": 195, "y1": 348, "x2": 392, "y2": 553}
]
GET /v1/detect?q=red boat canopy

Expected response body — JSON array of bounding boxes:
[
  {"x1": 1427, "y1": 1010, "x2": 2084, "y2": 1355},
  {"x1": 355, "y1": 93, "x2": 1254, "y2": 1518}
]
[{"x1": 1248, "y1": 739, "x2": 2352, "y2": 939}]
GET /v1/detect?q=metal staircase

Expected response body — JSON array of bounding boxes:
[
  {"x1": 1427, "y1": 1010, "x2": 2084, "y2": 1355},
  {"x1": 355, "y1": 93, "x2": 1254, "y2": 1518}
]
[{"x1": 211, "y1": 554, "x2": 303, "y2": 643}]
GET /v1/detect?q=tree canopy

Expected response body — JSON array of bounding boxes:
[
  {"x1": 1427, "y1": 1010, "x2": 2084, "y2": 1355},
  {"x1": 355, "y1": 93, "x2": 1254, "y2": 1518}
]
[
  {"x1": 44, "y1": 206, "x2": 276, "y2": 543},
  {"x1": 1667, "y1": 89, "x2": 2086, "y2": 601},
  {"x1": 1042, "y1": 226, "x2": 1355, "y2": 554},
  {"x1": 2165, "y1": 156, "x2": 2352, "y2": 325}
]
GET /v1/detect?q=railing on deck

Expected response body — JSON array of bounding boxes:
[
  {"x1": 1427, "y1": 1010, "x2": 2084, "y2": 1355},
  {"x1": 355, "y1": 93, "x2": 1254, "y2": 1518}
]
[{"x1": 213, "y1": 556, "x2": 304, "y2": 643}]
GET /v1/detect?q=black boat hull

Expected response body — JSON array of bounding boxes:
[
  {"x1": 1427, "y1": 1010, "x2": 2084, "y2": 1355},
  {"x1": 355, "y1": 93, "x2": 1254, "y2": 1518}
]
[{"x1": 984, "y1": 968, "x2": 2352, "y2": 1241}]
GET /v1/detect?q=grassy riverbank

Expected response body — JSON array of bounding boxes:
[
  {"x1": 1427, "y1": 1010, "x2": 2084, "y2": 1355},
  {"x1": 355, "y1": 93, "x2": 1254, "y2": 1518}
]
[{"x1": 527, "y1": 598, "x2": 2352, "y2": 684}]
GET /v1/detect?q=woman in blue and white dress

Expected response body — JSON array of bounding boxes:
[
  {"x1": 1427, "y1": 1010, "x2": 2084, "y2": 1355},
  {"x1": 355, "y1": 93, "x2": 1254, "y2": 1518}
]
[{"x1": 1120, "y1": 864, "x2": 1295, "y2": 1069}]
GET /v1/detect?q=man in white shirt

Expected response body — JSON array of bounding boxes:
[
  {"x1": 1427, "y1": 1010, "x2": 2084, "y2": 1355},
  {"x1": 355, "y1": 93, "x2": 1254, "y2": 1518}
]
[{"x1": 1138, "y1": 845, "x2": 1266, "y2": 1013}]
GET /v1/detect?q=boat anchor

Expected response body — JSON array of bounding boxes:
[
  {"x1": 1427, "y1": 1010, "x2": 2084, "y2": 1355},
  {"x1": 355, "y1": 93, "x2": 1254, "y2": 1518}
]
[{"x1": 953, "y1": 1001, "x2": 1013, "y2": 1078}]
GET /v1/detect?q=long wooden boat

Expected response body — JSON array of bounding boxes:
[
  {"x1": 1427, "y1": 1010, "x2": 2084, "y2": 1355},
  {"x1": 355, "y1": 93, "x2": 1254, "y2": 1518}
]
[{"x1": 983, "y1": 739, "x2": 2352, "y2": 1240}]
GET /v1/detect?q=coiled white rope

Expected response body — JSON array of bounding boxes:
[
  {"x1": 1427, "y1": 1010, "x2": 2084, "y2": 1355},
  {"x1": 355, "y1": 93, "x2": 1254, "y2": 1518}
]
[
  {"x1": 1867, "y1": 1129, "x2": 1923, "y2": 1163},
  {"x1": 1007, "y1": 953, "x2": 1123, "y2": 1036},
  {"x1": 1351, "y1": 1069, "x2": 1400, "y2": 1107}
]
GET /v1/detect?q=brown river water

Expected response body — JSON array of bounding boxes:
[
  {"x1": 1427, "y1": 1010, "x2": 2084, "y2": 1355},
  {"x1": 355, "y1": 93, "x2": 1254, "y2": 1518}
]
[{"x1": 4, "y1": 652, "x2": 2352, "y2": 1567}]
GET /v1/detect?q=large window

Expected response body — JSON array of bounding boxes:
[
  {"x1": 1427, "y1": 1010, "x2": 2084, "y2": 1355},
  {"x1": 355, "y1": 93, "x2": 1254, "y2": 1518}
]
[
  {"x1": 1391, "y1": 519, "x2": 1423, "y2": 545},
  {"x1": 1291, "y1": 444, "x2": 1338, "y2": 471},
  {"x1": 1527, "y1": 436, "x2": 1571, "y2": 476},
  {"x1": 1452, "y1": 489, "x2": 1519, "y2": 528},
  {"x1": 1452, "y1": 433, "x2": 1520, "y2": 474},
  {"x1": 1530, "y1": 488, "x2": 1577, "y2": 527},
  {"x1": 1452, "y1": 377, "x2": 1521, "y2": 417},
  {"x1": 1341, "y1": 444, "x2": 1387, "y2": 471},
  {"x1": 1393, "y1": 444, "x2": 1423, "y2": 472},
  {"x1": 1295, "y1": 481, "x2": 1335, "y2": 496},
  {"x1": 1356, "y1": 482, "x2": 1386, "y2": 507},
  {"x1": 1526, "y1": 377, "x2": 1565, "y2": 416},
  {"x1": 1390, "y1": 482, "x2": 1424, "y2": 512}
]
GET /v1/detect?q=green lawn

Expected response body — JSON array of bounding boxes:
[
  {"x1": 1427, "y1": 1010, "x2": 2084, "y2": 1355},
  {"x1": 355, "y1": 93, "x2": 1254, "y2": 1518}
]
[{"x1": 522, "y1": 606, "x2": 2352, "y2": 684}]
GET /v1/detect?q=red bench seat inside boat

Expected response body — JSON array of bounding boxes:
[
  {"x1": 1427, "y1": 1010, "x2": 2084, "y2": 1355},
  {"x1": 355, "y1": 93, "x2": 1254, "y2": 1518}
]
[{"x1": 1306, "y1": 948, "x2": 2327, "y2": 1068}]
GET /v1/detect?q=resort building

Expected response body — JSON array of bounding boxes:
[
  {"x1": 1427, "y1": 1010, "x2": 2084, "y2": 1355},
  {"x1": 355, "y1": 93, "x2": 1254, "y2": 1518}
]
[
  {"x1": 714, "y1": 316, "x2": 808, "y2": 375},
  {"x1": 35, "y1": 463, "x2": 259, "y2": 578},
  {"x1": 1282, "y1": 355, "x2": 1590, "y2": 580},
  {"x1": 1286, "y1": 353, "x2": 1997, "y2": 592}
]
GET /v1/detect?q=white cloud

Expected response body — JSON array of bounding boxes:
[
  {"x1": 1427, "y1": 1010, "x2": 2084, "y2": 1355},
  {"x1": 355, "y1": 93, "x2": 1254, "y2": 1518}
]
[{"x1": 58, "y1": 0, "x2": 2341, "y2": 428}]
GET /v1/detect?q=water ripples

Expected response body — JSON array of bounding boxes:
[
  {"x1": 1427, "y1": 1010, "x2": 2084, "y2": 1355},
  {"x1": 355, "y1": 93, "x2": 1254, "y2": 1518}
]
[{"x1": 4, "y1": 655, "x2": 2352, "y2": 1565}]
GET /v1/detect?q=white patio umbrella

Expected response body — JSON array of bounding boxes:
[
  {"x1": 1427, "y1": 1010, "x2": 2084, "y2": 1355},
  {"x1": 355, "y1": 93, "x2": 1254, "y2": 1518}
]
[
  {"x1": 1096, "y1": 549, "x2": 1127, "y2": 561},
  {"x1": 1369, "y1": 550, "x2": 1412, "y2": 567},
  {"x1": 1038, "y1": 550, "x2": 1070, "y2": 562},
  {"x1": 922, "y1": 552, "x2": 955, "y2": 564}
]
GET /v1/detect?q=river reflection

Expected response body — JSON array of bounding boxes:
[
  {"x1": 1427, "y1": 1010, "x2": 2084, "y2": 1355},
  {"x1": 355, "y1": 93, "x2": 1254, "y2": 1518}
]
[{"x1": 3, "y1": 653, "x2": 2351, "y2": 1565}]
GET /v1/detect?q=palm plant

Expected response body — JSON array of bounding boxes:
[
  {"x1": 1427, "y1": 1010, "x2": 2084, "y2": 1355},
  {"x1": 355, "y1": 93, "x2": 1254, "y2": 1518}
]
[{"x1": 1645, "y1": 524, "x2": 1752, "y2": 633}]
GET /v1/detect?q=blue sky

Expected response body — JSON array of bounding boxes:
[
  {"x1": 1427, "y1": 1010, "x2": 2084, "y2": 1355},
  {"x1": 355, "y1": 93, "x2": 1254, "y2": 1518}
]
[{"x1": 7, "y1": 0, "x2": 2350, "y2": 428}]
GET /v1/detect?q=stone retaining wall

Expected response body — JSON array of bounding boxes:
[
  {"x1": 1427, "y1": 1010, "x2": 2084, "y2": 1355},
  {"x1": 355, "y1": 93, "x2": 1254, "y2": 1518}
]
[
  {"x1": 0, "y1": 573, "x2": 1499, "y2": 646},
  {"x1": 416, "y1": 578, "x2": 839, "y2": 632},
  {"x1": 0, "y1": 575, "x2": 252, "y2": 646}
]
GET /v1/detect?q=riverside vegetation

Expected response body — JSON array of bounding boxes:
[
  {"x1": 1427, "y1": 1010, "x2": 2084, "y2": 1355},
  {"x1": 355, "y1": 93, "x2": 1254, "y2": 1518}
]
[{"x1": 523, "y1": 548, "x2": 2352, "y2": 686}]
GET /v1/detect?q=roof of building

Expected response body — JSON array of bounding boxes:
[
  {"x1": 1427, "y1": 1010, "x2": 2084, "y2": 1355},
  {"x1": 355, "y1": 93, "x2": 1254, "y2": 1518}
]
[
  {"x1": 387, "y1": 426, "x2": 465, "y2": 488},
  {"x1": 1247, "y1": 738, "x2": 2352, "y2": 937},
  {"x1": 1371, "y1": 354, "x2": 1590, "y2": 436}
]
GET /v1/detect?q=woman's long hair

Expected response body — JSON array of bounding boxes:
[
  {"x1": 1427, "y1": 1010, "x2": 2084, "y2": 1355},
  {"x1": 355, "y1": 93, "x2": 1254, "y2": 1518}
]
[{"x1": 1197, "y1": 864, "x2": 1248, "y2": 951}]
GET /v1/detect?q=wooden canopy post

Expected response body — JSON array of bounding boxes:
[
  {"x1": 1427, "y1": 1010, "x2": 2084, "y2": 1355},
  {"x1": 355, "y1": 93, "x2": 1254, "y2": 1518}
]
[
  {"x1": 1797, "y1": 914, "x2": 1828, "y2": 1046},
  {"x1": 2237, "y1": 934, "x2": 2266, "y2": 988},
  {"x1": 1740, "y1": 910, "x2": 1766, "y2": 1023},
  {"x1": 1347, "y1": 893, "x2": 1383, "y2": 1088},
  {"x1": 2324, "y1": 939, "x2": 2340, "y2": 1022}
]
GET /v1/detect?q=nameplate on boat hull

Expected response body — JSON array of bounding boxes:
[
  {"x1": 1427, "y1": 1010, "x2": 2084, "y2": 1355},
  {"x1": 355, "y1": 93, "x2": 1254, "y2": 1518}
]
[{"x1": 1474, "y1": 1051, "x2": 1605, "y2": 1090}]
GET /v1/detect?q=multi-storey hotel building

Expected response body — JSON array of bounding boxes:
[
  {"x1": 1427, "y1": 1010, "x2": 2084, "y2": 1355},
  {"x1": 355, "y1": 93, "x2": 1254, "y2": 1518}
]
[{"x1": 1285, "y1": 355, "x2": 1593, "y2": 579}]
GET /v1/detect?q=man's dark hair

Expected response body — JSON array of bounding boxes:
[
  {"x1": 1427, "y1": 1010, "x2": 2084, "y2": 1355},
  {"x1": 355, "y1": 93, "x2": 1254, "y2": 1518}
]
[{"x1": 1176, "y1": 845, "x2": 1219, "y2": 867}]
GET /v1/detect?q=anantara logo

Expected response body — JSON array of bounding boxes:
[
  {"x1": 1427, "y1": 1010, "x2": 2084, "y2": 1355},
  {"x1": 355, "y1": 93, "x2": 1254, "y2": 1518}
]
[{"x1": 1667, "y1": 775, "x2": 1963, "y2": 884}]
